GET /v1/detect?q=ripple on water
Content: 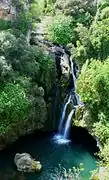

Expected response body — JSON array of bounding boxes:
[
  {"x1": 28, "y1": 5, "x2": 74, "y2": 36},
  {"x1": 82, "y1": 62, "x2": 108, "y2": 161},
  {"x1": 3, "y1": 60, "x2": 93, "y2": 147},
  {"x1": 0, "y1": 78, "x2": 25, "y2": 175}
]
[{"x1": 53, "y1": 134, "x2": 71, "y2": 144}]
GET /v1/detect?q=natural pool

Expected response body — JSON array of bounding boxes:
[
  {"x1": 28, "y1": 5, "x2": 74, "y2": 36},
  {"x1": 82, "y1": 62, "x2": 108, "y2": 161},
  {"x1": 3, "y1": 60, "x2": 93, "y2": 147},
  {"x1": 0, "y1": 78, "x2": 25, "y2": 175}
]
[{"x1": 0, "y1": 131, "x2": 97, "y2": 180}]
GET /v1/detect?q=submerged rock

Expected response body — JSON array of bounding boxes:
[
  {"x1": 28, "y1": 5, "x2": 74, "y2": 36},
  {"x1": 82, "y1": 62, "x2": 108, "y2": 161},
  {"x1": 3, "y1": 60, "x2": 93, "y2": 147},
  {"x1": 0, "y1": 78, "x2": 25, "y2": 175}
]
[{"x1": 14, "y1": 153, "x2": 42, "y2": 172}]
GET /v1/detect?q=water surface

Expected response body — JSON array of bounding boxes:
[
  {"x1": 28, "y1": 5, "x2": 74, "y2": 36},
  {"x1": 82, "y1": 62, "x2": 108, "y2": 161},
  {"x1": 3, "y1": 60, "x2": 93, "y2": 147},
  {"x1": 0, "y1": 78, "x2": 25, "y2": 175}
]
[{"x1": 0, "y1": 132, "x2": 97, "y2": 180}]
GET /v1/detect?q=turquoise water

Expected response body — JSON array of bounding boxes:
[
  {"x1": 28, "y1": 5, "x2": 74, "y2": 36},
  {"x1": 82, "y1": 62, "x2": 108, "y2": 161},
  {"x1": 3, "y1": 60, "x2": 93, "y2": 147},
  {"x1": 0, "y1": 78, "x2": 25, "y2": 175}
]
[{"x1": 0, "y1": 133, "x2": 97, "y2": 180}]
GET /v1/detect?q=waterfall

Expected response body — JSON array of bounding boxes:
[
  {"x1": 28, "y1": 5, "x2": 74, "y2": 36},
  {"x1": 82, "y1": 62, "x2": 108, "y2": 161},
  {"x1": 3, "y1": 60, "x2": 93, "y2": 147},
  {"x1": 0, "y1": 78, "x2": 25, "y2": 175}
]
[
  {"x1": 63, "y1": 109, "x2": 75, "y2": 139},
  {"x1": 70, "y1": 57, "x2": 76, "y2": 91},
  {"x1": 58, "y1": 95, "x2": 71, "y2": 134},
  {"x1": 52, "y1": 46, "x2": 83, "y2": 144},
  {"x1": 70, "y1": 58, "x2": 83, "y2": 107}
]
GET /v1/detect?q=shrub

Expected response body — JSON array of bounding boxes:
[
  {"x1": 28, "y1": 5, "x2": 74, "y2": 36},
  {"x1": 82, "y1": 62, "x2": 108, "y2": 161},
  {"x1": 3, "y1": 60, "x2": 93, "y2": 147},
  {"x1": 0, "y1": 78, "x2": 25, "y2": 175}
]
[
  {"x1": 54, "y1": 0, "x2": 96, "y2": 26},
  {"x1": 77, "y1": 58, "x2": 109, "y2": 123},
  {"x1": 0, "y1": 83, "x2": 29, "y2": 133},
  {"x1": 90, "y1": 18, "x2": 109, "y2": 60},
  {"x1": 48, "y1": 15, "x2": 75, "y2": 45},
  {"x1": 0, "y1": 20, "x2": 12, "y2": 31}
]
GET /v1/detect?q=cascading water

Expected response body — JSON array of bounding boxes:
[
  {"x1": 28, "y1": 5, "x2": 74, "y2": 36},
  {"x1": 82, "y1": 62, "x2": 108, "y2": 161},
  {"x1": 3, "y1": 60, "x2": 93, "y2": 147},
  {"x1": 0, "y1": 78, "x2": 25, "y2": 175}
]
[
  {"x1": 58, "y1": 95, "x2": 71, "y2": 134},
  {"x1": 70, "y1": 57, "x2": 76, "y2": 91},
  {"x1": 53, "y1": 47, "x2": 83, "y2": 144},
  {"x1": 70, "y1": 57, "x2": 83, "y2": 107},
  {"x1": 53, "y1": 94, "x2": 71, "y2": 143},
  {"x1": 63, "y1": 109, "x2": 75, "y2": 139}
]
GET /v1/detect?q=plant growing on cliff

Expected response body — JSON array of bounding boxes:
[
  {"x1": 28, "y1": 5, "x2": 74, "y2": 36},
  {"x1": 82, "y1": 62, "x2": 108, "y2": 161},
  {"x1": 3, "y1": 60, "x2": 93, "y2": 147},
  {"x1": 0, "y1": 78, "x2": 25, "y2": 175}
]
[
  {"x1": 77, "y1": 58, "x2": 109, "y2": 124},
  {"x1": 0, "y1": 31, "x2": 54, "y2": 93},
  {"x1": 47, "y1": 15, "x2": 75, "y2": 45},
  {"x1": 90, "y1": 18, "x2": 109, "y2": 60},
  {"x1": 0, "y1": 83, "x2": 29, "y2": 133}
]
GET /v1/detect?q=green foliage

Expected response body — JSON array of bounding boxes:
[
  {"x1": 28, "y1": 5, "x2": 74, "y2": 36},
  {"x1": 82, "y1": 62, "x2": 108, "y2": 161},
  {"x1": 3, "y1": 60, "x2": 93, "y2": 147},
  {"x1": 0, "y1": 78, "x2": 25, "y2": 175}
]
[
  {"x1": 55, "y1": 0, "x2": 97, "y2": 15},
  {"x1": 77, "y1": 59, "x2": 109, "y2": 123},
  {"x1": 70, "y1": 23, "x2": 94, "y2": 66},
  {"x1": 0, "y1": 56, "x2": 12, "y2": 82},
  {"x1": 0, "y1": 31, "x2": 54, "y2": 92},
  {"x1": 30, "y1": 1, "x2": 44, "y2": 19},
  {"x1": 100, "y1": 7, "x2": 109, "y2": 19},
  {"x1": 0, "y1": 31, "x2": 16, "y2": 56},
  {"x1": 48, "y1": 15, "x2": 75, "y2": 45},
  {"x1": 93, "y1": 121, "x2": 109, "y2": 145},
  {"x1": 90, "y1": 18, "x2": 109, "y2": 60},
  {"x1": 0, "y1": 30, "x2": 55, "y2": 145},
  {"x1": 69, "y1": 14, "x2": 109, "y2": 65},
  {"x1": 0, "y1": 20, "x2": 12, "y2": 31},
  {"x1": 16, "y1": 12, "x2": 32, "y2": 34},
  {"x1": 99, "y1": 139, "x2": 109, "y2": 165},
  {"x1": 54, "y1": 0, "x2": 96, "y2": 26},
  {"x1": 98, "y1": 0, "x2": 109, "y2": 10},
  {"x1": 12, "y1": 0, "x2": 41, "y2": 34},
  {"x1": 0, "y1": 83, "x2": 29, "y2": 133}
]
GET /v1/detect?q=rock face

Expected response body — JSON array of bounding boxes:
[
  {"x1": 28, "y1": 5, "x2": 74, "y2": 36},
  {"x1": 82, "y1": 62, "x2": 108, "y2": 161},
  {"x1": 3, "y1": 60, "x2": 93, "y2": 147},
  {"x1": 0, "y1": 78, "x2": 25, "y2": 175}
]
[
  {"x1": 14, "y1": 153, "x2": 42, "y2": 172},
  {"x1": 50, "y1": 46, "x2": 70, "y2": 80}
]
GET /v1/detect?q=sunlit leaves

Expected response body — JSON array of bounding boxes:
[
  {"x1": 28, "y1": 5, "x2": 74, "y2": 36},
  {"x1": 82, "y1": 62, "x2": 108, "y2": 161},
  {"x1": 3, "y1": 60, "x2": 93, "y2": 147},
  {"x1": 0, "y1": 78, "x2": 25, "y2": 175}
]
[
  {"x1": 48, "y1": 15, "x2": 75, "y2": 45},
  {"x1": 0, "y1": 83, "x2": 29, "y2": 133}
]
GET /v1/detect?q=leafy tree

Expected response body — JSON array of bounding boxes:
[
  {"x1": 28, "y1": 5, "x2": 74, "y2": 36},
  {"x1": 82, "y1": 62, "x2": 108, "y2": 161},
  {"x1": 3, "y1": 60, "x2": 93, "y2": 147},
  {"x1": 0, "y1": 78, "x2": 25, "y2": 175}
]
[
  {"x1": 93, "y1": 120, "x2": 109, "y2": 145},
  {"x1": 90, "y1": 18, "x2": 109, "y2": 60},
  {"x1": 0, "y1": 56, "x2": 12, "y2": 82},
  {"x1": 100, "y1": 7, "x2": 109, "y2": 19},
  {"x1": 54, "y1": 0, "x2": 97, "y2": 26},
  {"x1": 99, "y1": 138, "x2": 109, "y2": 165},
  {"x1": 0, "y1": 83, "x2": 29, "y2": 133},
  {"x1": 70, "y1": 16, "x2": 109, "y2": 66},
  {"x1": 0, "y1": 20, "x2": 12, "y2": 31},
  {"x1": 0, "y1": 30, "x2": 55, "y2": 97},
  {"x1": 11, "y1": 0, "x2": 41, "y2": 34},
  {"x1": 69, "y1": 23, "x2": 94, "y2": 66},
  {"x1": 98, "y1": 0, "x2": 109, "y2": 10},
  {"x1": 77, "y1": 58, "x2": 109, "y2": 124},
  {"x1": 48, "y1": 15, "x2": 76, "y2": 45}
]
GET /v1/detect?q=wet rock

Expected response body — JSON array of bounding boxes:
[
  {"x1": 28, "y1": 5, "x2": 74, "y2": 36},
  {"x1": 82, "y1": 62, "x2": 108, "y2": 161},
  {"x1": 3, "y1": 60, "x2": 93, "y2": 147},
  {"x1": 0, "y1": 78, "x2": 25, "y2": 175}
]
[
  {"x1": 14, "y1": 153, "x2": 42, "y2": 172},
  {"x1": 50, "y1": 46, "x2": 70, "y2": 79},
  {"x1": 60, "y1": 53, "x2": 70, "y2": 79}
]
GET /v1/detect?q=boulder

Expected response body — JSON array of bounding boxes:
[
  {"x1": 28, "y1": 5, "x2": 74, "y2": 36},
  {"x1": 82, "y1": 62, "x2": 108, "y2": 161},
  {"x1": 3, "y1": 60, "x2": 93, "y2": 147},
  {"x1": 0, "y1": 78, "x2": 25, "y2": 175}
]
[{"x1": 14, "y1": 153, "x2": 42, "y2": 172}]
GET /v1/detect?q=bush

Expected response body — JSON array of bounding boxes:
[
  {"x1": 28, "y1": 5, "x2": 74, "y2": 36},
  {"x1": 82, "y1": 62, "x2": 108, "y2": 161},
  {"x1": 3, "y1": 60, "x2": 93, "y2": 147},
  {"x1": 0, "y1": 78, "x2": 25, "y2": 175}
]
[
  {"x1": 70, "y1": 23, "x2": 94, "y2": 66},
  {"x1": 77, "y1": 58, "x2": 109, "y2": 123},
  {"x1": 70, "y1": 16, "x2": 109, "y2": 66},
  {"x1": 99, "y1": 139, "x2": 109, "y2": 165},
  {"x1": 0, "y1": 31, "x2": 54, "y2": 93},
  {"x1": 93, "y1": 121, "x2": 109, "y2": 145},
  {"x1": 90, "y1": 18, "x2": 109, "y2": 60},
  {"x1": 0, "y1": 56, "x2": 12, "y2": 82},
  {"x1": 0, "y1": 20, "x2": 12, "y2": 31},
  {"x1": 100, "y1": 7, "x2": 109, "y2": 19},
  {"x1": 54, "y1": 0, "x2": 96, "y2": 26},
  {"x1": 0, "y1": 83, "x2": 29, "y2": 133},
  {"x1": 48, "y1": 15, "x2": 75, "y2": 45}
]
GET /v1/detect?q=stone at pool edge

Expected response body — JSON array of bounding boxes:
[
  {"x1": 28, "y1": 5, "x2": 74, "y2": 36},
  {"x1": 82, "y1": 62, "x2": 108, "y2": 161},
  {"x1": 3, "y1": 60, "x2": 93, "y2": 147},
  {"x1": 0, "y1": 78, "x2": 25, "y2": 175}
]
[{"x1": 14, "y1": 153, "x2": 42, "y2": 172}]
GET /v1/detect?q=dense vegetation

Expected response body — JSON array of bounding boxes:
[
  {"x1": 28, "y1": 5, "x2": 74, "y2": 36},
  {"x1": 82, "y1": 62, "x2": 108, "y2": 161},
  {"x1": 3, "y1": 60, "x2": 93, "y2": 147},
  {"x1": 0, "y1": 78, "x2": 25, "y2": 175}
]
[
  {"x1": 0, "y1": 0, "x2": 56, "y2": 147},
  {"x1": 0, "y1": 0, "x2": 109, "y2": 179}
]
